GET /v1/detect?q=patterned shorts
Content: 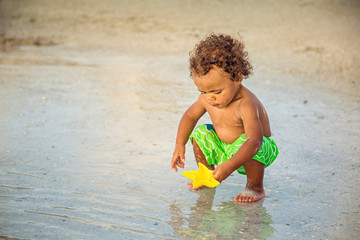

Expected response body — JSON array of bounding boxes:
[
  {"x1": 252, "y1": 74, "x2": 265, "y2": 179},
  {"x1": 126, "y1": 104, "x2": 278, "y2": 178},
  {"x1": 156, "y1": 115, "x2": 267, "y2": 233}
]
[{"x1": 189, "y1": 124, "x2": 279, "y2": 175}]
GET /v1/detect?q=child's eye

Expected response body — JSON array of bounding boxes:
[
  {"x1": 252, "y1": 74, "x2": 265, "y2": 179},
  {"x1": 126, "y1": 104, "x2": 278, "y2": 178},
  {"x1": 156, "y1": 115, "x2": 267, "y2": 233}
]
[{"x1": 215, "y1": 91, "x2": 222, "y2": 94}]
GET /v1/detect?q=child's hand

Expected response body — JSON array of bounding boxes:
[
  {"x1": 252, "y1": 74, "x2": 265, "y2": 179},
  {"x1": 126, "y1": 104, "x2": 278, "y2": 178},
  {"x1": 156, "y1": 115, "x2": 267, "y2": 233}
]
[
  {"x1": 212, "y1": 162, "x2": 233, "y2": 182},
  {"x1": 171, "y1": 145, "x2": 186, "y2": 172}
]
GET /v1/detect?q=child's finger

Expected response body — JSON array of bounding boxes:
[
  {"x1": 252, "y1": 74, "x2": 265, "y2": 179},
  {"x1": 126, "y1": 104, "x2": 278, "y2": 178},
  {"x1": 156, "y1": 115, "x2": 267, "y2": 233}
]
[
  {"x1": 171, "y1": 156, "x2": 179, "y2": 171},
  {"x1": 176, "y1": 159, "x2": 184, "y2": 168},
  {"x1": 180, "y1": 152, "x2": 185, "y2": 161},
  {"x1": 179, "y1": 154, "x2": 185, "y2": 168},
  {"x1": 211, "y1": 168, "x2": 220, "y2": 181},
  {"x1": 211, "y1": 168, "x2": 216, "y2": 177}
]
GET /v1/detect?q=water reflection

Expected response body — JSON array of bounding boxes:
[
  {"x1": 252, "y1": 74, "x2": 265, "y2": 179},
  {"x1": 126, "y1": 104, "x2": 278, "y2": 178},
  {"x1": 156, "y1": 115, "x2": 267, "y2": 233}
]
[{"x1": 169, "y1": 188, "x2": 274, "y2": 239}]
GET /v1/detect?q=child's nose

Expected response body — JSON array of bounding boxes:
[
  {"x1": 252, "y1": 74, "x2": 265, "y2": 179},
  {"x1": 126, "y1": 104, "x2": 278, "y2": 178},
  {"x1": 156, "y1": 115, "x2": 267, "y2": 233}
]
[{"x1": 208, "y1": 95, "x2": 216, "y2": 101}]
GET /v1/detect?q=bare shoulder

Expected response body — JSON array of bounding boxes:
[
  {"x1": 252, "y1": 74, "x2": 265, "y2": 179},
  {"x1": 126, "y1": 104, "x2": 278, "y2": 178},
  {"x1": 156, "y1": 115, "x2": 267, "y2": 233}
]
[
  {"x1": 237, "y1": 87, "x2": 260, "y2": 116},
  {"x1": 185, "y1": 95, "x2": 207, "y2": 119},
  {"x1": 238, "y1": 86, "x2": 272, "y2": 137}
]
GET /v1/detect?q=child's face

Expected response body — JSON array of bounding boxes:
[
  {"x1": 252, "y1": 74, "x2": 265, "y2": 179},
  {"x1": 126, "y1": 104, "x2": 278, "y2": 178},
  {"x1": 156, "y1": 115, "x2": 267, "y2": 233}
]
[{"x1": 193, "y1": 67, "x2": 242, "y2": 109}]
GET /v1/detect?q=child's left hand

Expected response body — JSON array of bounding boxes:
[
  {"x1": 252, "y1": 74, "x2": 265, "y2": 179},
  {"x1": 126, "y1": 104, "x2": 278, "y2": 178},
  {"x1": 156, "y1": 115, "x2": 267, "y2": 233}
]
[{"x1": 212, "y1": 162, "x2": 233, "y2": 182}]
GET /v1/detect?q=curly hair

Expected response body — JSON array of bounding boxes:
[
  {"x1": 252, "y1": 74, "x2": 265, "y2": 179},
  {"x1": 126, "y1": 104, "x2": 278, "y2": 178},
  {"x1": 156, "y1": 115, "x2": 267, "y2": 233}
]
[{"x1": 189, "y1": 34, "x2": 253, "y2": 81}]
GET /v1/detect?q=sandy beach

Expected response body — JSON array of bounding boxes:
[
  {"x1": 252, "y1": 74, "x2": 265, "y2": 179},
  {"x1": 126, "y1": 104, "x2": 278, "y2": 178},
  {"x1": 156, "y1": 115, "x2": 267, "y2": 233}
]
[{"x1": 1, "y1": 0, "x2": 359, "y2": 239}]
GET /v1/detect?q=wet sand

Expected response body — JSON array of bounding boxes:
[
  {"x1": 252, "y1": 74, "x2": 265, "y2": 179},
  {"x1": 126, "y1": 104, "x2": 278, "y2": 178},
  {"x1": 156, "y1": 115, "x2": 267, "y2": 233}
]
[{"x1": 1, "y1": 0, "x2": 360, "y2": 239}]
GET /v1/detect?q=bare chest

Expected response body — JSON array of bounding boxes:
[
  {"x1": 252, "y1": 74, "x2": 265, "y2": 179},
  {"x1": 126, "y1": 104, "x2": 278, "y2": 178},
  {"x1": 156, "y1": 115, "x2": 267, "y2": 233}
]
[{"x1": 206, "y1": 106, "x2": 244, "y2": 143}]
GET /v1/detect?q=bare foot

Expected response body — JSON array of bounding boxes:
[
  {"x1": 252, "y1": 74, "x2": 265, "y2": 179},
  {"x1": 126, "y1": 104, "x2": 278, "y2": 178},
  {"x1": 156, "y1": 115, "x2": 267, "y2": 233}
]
[
  {"x1": 233, "y1": 187, "x2": 265, "y2": 202},
  {"x1": 187, "y1": 181, "x2": 205, "y2": 190}
]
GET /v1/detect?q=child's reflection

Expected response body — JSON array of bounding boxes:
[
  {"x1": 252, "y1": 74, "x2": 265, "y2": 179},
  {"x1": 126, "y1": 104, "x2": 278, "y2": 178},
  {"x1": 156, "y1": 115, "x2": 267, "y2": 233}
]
[{"x1": 169, "y1": 188, "x2": 274, "y2": 239}]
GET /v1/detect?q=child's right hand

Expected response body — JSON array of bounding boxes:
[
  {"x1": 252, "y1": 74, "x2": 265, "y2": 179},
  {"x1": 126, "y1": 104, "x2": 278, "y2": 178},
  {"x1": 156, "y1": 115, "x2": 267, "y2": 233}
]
[{"x1": 171, "y1": 145, "x2": 186, "y2": 172}]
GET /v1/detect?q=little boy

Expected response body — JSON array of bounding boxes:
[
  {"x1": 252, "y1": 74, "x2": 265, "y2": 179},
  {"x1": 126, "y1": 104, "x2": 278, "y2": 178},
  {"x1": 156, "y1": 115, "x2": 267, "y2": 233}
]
[{"x1": 171, "y1": 34, "x2": 279, "y2": 202}]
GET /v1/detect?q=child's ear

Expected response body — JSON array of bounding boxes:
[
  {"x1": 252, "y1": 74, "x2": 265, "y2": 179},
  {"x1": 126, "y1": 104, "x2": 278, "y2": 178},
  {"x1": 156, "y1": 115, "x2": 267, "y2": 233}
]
[{"x1": 234, "y1": 74, "x2": 243, "y2": 84}]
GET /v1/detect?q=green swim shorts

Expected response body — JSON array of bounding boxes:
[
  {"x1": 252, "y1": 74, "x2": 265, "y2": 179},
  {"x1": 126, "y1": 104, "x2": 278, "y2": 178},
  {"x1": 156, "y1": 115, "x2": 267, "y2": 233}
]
[{"x1": 189, "y1": 124, "x2": 279, "y2": 175}]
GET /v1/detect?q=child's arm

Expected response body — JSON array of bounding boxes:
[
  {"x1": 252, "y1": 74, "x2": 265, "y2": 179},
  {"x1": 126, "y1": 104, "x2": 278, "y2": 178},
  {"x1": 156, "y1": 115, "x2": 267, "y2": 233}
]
[
  {"x1": 212, "y1": 100, "x2": 263, "y2": 181},
  {"x1": 171, "y1": 99, "x2": 206, "y2": 172}
]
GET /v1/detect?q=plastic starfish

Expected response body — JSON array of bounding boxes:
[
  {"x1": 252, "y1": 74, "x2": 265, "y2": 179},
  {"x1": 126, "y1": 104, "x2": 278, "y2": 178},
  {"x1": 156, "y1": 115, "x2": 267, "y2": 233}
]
[{"x1": 182, "y1": 163, "x2": 220, "y2": 188}]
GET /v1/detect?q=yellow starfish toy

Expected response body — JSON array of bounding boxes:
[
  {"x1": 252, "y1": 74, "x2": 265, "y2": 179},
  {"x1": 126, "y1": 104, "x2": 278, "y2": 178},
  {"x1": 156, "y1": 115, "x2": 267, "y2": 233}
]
[{"x1": 182, "y1": 163, "x2": 220, "y2": 188}]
